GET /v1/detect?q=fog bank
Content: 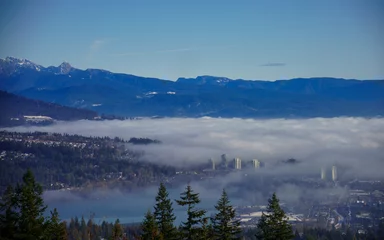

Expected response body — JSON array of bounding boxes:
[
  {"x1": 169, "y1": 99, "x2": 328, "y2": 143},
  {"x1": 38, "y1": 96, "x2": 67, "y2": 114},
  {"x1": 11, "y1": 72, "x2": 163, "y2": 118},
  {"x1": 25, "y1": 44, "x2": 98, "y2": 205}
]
[{"x1": 4, "y1": 117, "x2": 384, "y2": 178}]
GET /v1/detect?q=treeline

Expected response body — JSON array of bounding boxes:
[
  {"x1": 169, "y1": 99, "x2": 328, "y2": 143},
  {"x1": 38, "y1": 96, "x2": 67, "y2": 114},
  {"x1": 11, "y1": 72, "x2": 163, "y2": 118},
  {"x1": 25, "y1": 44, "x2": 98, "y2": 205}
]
[
  {"x1": 1, "y1": 170, "x2": 383, "y2": 240},
  {"x1": 0, "y1": 131, "x2": 175, "y2": 193},
  {"x1": 128, "y1": 138, "x2": 161, "y2": 145},
  {"x1": 140, "y1": 183, "x2": 244, "y2": 240},
  {"x1": 0, "y1": 131, "x2": 128, "y2": 143},
  {"x1": 66, "y1": 217, "x2": 141, "y2": 240}
]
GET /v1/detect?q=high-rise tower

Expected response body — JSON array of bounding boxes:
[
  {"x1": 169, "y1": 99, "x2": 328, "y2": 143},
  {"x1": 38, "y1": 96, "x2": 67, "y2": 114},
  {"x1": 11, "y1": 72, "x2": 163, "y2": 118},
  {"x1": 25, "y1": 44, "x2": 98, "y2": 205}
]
[
  {"x1": 252, "y1": 159, "x2": 261, "y2": 169},
  {"x1": 221, "y1": 154, "x2": 228, "y2": 169},
  {"x1": 234, "y1": 158, "x2": 241, "y2": 170},
  {"x1": 209, "y1": 158, "x2": 215, "y2": 170},
  {"x1": 321, "y1": 167, "x2": 326, "y2": 180},
  {"x1": 332, "y1": 165, "x2": 338, "y2": 181}
]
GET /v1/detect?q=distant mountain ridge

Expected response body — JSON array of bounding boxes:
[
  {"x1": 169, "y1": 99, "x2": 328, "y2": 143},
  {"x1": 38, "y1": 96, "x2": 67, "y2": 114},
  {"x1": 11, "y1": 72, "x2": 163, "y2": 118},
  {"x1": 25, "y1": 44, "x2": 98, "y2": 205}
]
[{"x1": 1, "y1": 57, "x2": 383, "y2": 118}]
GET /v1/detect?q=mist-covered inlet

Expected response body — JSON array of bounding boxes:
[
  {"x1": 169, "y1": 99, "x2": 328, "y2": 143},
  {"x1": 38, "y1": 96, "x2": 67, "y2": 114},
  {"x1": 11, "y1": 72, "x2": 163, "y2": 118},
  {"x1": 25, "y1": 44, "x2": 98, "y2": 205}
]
[{"x1": 4, "y1": 117, "x2": 384, "y2": 222}]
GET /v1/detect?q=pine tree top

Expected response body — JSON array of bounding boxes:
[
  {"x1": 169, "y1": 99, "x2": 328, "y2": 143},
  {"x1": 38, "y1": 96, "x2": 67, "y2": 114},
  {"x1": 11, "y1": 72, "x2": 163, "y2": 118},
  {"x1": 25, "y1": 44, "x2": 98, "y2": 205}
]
[
  {"x1": 153, "y1": 183, "x2": 177, "y2": 239},
  {"x1": 175, "y1": 185, "x2": 202, "y2": 206},
  {"x1": 255, "y1": 193, "x2": 294, "y2": 240}
]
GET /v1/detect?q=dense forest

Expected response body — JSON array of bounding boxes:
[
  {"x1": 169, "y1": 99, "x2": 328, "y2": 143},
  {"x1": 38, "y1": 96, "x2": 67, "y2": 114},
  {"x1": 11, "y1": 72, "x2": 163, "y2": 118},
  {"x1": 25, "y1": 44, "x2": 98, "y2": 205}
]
[
  {"x1": 0, "y1": 131, "x2": 174, "y2": 193},
  {"x1": 128, "y1": 138, "x2": 161, "y2": 145},
  {"x1": 1, "y1": 170, "x2": 383, "y2": 240},
  {"x1": 0, "y1": 90, "x2": 98, "y2": 126}
]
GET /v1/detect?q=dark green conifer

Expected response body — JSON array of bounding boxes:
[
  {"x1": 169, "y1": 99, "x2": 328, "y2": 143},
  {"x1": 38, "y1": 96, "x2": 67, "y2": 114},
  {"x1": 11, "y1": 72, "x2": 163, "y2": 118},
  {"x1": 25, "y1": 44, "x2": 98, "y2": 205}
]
[
  {"x1": 200, "y1": 217, "x2": 214, "y2": 240},
  {"x1": 141, "y1": 210, "x2": 159, "y2": 240},
  {"x1": 255, "y1": 193, "x2": 294, "y2": 240},
  {"x1": 153, "y1": 183, "x2": 177, "y2": 239},
  {"x1": 0, "y1": 185, "x2": 19, "y2": 239},
  {"x1": 176, "y1": 184, "x2": 206, "y2": 240},
  {"x1": 16, "y1": 169, "x2": 48, "y2": 239},
  {"x1": 212, "y1": 189, "x2": 241, "y2": 240},
  {"x1": 1, "y1": 170, "x2": 68, "y2": 240},
  {"x1": 80, "y1": 216, "x2": 88, "y2": 240},
  {"x1": 112, "y1": 219, "x2": 123, "y2": 240},
  {"x1": 46, "y1": 208, "x2": 67, "y2": 240}
]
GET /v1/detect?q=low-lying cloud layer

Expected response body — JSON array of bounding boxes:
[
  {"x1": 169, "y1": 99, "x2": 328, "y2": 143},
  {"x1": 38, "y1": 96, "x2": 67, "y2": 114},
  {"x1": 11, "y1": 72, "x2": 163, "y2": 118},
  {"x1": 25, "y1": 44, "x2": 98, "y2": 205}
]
[{"x1": 5, "y1": 117, "x2": 384, "y2": 178}]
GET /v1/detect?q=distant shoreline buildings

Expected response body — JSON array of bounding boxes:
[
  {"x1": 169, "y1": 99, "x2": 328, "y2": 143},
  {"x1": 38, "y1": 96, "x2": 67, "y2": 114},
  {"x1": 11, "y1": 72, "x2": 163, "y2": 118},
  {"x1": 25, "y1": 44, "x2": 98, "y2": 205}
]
[{"x1": 208, "y1": 154, "x2": 341, "y2": 183}]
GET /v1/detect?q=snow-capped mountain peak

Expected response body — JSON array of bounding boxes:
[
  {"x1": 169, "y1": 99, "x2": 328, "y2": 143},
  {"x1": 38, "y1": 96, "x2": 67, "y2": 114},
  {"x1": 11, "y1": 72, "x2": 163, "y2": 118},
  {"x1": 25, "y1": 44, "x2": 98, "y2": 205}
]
[
  {"x1": 4, "y1": 57, "x2": 38, "y2": 67},
  {"x1": 0, "y1": 57, "x2": 42, "y2": 74},
  {"x1": 58, "y1": 62, "x2": 72, "y2": 74},
  {"x1": 0, "y1": 57, "x2": 77, "y2": 76}
]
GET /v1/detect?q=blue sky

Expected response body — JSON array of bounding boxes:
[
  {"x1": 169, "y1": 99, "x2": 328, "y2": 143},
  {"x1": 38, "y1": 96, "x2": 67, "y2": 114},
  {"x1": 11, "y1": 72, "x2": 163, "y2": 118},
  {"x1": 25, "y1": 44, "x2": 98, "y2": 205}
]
[{"x1": 0, "y1": 0, "x2": 383, "y2": 80}]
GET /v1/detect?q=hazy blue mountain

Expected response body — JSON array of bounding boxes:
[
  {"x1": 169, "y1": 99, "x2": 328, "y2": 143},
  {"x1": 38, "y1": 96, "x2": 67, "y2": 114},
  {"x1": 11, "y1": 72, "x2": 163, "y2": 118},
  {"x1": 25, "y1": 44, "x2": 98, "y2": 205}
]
[{"x1": 1, "y1": 57, "x2": 383, "y2": 118}]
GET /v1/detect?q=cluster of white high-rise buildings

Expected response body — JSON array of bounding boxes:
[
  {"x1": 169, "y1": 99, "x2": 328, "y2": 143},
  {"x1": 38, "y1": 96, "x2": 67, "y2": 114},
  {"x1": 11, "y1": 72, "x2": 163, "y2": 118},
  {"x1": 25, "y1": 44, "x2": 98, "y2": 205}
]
[
  {"x1": 321, "y1": 165, "x2": 338, "y2": 181},
  {"x1": 208, "y1": 155, "x2": 263, "y2": 171}
]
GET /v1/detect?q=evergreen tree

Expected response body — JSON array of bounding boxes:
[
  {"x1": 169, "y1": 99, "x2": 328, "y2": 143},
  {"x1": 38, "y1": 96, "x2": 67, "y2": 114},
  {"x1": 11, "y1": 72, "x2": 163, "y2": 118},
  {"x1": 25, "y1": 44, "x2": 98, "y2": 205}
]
[
  {"x1": 200, "y1": 217, "x2": 214, "y2": 240},
  {"x1": 101, "y1": 221, "x2": 111, "y2": 239},
  {"x1": 0, "y1": 169, "x2": 68, "y2": 240},
  {"x1": 212, "y1": 189, "x2": 241, "y2": 240},
  {"x1": 68, "y1": 218, "x2": 80, "y2": 240},
  {"x1": 154, "y1": 183, "x2": 177, "y2": 239},
  {"x1": 0, "y1": 185, "x2": 19, "y2": 239},
  {"x1": 46, "y1": 208, "x2": 67, "y2": 240},
  {"x1": 176, "y1": 184, "x2": 206, "y2": 240},
  {"x1": 87, "y1": 218, "x2": 97, "y2": 240},
  {"x1": 16, "y1": 169, "x2": 48, "y2": 239},
  {"x1": 141, "y1": 210, "x2": 159, "y2": 240},
  {"x1": 80, "y1": 216, "x2": 88, "y2": 240},
  {"x1": 112, "y1": 219, "x2": 123, "y2": 240},
  {"x1": 255, "y1": 193, "x2": 294, "y2": 240}
]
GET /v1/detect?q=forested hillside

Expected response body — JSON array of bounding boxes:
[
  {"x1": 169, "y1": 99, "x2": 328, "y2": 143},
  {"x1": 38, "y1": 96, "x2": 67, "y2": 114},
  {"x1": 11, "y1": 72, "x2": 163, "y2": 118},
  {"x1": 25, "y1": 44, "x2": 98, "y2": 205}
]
[
  {"x1": 0, "y1": 131, "x2": 175, "y2": 193},
  {"x1": 0, "y1": 90, "x2": 98, "y2": 126}
]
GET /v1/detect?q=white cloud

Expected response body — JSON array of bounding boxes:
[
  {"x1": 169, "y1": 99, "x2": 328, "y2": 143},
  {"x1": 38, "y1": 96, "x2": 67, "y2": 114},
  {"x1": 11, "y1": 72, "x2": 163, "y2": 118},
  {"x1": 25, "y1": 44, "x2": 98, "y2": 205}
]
[
  {"x1": 4, "y1": 117, "x2": 384, "y2": 179},
  {"x1": 87, "y1": 39, "x2": 105, "y2": 61},
  {"x1": 90, "y1": 39, "x2": 104, "y2": 52}
]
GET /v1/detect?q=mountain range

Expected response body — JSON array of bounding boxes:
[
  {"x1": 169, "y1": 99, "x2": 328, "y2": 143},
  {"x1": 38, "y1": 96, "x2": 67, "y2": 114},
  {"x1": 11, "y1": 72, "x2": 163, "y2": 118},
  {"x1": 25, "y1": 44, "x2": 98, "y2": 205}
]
[{"x1": 1, "y1": 56, "x2": 383, "y2": 118}]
